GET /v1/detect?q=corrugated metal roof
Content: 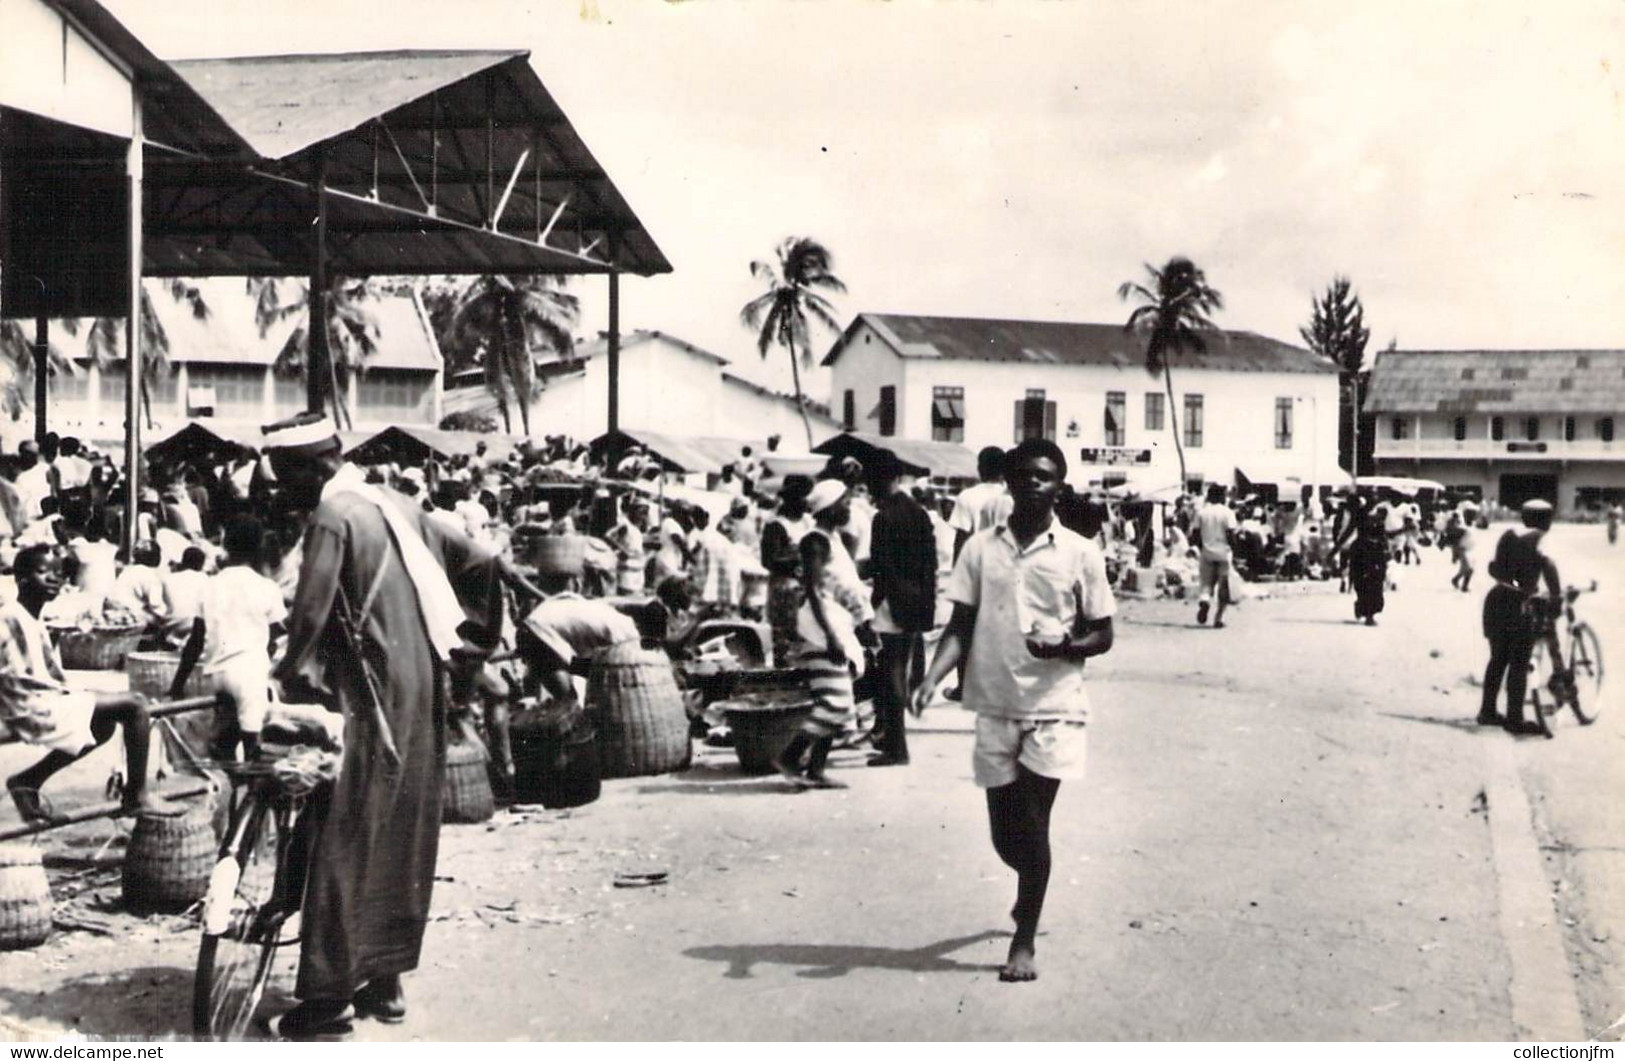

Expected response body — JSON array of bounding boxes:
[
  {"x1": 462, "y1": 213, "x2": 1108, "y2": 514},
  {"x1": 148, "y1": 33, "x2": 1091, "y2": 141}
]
[
  {"x1": 134, "y1": 278, "x2": 440, "y2": 372},
  {"x1": 346, "y1": 424, "x2": 516, "y2": 464},
  {"x1": 170, "y1": 51, "x2": 523, "y2": 160},
  {"x1": 826, "y1": 313, "x2": 1334, "y2": 375},
  {"x1": 592, "y1": 429, "x2": 757, "y2": 476},
  {"x1": 1366, "y1": 349, "x2": 1625, "y2": 414}
]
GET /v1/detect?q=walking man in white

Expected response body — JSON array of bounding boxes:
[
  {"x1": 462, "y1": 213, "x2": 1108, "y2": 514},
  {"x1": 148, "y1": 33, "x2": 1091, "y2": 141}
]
[{"x1": 1194, "y1": 483, "x2": 1238, "y2": 629}]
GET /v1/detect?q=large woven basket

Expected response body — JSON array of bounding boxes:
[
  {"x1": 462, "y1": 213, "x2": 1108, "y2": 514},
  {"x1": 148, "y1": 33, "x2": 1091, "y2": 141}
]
[
  {"x1": 0, "y1": 845, "x2": 51, "y2": 950},
  {"x1": 126, "y1": 651, "x2": 211, "y2": 702},
  {"x1": 50, "y1": 624, "x2": 145, "y2": 671},
  {"x1": 510, "y1": 702, "x2": 600, "y2": 809},
  {"x1": 442, "y1": 738, "x2": 495, "y2": 824},
  {"x1": 123, "y1": 801, "x2": 215, "y2": 914},
  {"x1": 586, "y1": 641, "x2": 690, "y2": 779}
]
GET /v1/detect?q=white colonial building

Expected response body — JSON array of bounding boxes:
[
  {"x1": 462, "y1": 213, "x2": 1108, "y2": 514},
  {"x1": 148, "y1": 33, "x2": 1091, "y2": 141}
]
[
  {"x1": 822, "y1": 312, "x2": 1342, "y2": 494},
  {"x1": 441, "y1": 329, "x2": 840, "y2": 444},
  {"x1": 40, "y1": 278, "x2": 444, "y2": 444},
  {"x1": 1366, "y1": 348, "x2": 1625, "y2": 515}
]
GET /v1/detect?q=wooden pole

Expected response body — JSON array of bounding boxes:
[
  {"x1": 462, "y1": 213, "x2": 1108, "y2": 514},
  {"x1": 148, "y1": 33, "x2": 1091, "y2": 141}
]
[
  {"x1": 33, "y1": 313, "x2": 48, "y2": 445},
  {"x1": 123, "y1": 93, "x2": 143, "y2": 556},
  {"x1": 607, "y1": 233, "x2": 620, "y2": 434},
  {"x1": 308, "y1": 148, "x2": 329, "y2": 414}
]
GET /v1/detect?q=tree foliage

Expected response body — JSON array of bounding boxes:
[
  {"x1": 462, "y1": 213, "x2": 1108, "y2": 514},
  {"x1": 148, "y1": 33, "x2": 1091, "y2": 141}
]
[
  {"x1": 1118, "y1": 256, "x2": 1224, "y2": 485},
  {"x1": 441, "y1": 275, "x2": 580, "y2": 435},
  {"x1": 1300, "y1": 276, "x2": 1371, "y2": 374},
  {"x1": 739, "y1": 237, "x2": 846, "y2": 449},
  {"x1": 248, "y1": 276, "x2": 383, "y2": 428}
]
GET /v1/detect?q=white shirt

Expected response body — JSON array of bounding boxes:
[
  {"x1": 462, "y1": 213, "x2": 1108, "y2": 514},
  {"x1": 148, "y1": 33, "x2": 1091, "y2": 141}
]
[
  {"x1": 946, "y1": 520, "x2": 1116, "y2": 721},
  {"x1": 949, "y1": 482, "x2": 1013, "y2": 536},
  {"x1": 522, "y1": 593, "x2": 640, "y2": 666},
  {"x1": 13, "y1": 465, "x2": 51, "y2": 522},
  {"x1": 163, "y1": 568, "x2": 211, "y2": 624},
  {"x1": 1196, "y1": 503, "x2": 1238, "y2": 562},
  {"x1": 53, "y1": 455, "x2": 92, "y2": 491},
  {"x1": 110, "y1": 565, "x2": 167, "y2": 619},
  {"x1": 199, "y1": 566, "x2": 286, "y2": 672}
]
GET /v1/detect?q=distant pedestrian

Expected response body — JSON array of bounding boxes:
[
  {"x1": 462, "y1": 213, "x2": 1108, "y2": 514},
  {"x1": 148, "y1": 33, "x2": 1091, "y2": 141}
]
[
  {"x1": 912, "y1": 439, "x2": 1116, "y2": 983},
  {"x1": 1347, "y1": 512, "x2": 1389, "y2": 625},
  {"x1": 1193, "y1": 484, "x2": 1237, "y2": 628},
  {"x1": 1607, "y1": 502, "x2": 1620, "y2": 546},
  {"x1": 943, "y1": 446, "x2": 1012, "y2": 700},
  {"x1": 865, "y1": 452, "x2": 936, "y2": 767},
  {"x1": 1479, "y1": 500, "x2": 1562, "y2": 736}
]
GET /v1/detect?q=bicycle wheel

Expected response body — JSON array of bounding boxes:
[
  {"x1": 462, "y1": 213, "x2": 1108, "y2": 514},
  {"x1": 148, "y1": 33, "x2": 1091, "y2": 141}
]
[
  {"x1": 194, "y1": 792, "x2": 284, "y2": 1039},
  {"x1": 1527, "y1": 638, "x2": 1561, "y2": 722},
  {"x1": 1567, "y1": 623, "x2": 1605, "y2": 725}
]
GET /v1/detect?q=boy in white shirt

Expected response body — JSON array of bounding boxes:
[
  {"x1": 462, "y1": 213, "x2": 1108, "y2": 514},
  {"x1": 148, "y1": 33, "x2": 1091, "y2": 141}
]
[
  {"x1": 171, "y1": 518, "x2": 286, "y2": 760},
  {"x1": 914, "y1": 439, "x2": 1116, "y2": 984}
]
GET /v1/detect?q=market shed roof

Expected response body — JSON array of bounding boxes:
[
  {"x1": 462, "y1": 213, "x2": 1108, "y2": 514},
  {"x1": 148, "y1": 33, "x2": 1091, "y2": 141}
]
[
  {"x1": 4, "y1": 37, "x2": 668, "y2": 317},
  {"x1": 1366, "y1": 349, "x2": 1625, "y2": 414},
  {"x1": 591, "y1": 429, "x2": 757, "y2": 477},
  {"x1": 825, "y1": 313, "x2": 1334, "y2": 375},
  {"x1": 346, "y1": 424, "x2": 517, "y2": 465}
]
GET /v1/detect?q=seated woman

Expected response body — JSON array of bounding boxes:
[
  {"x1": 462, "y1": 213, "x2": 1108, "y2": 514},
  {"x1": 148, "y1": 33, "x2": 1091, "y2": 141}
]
[{"x1": 3, "y1": 545, "x2": 181, "y2": 823}]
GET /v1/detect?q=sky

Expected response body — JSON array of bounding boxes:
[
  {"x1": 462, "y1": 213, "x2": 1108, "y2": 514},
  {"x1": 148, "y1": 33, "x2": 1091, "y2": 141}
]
[{"x1": 112, "y1": 0, "x2": 1625, "y2": 401}]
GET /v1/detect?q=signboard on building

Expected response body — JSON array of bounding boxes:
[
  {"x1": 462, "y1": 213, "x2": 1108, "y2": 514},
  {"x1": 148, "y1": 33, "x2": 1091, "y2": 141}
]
[
  {"x1": 1506, "y1": 442, "x2": 1548, "y2": 454},
  {"x1": 1079, "y1": 447, "x2": 1152, "y2": 466}
]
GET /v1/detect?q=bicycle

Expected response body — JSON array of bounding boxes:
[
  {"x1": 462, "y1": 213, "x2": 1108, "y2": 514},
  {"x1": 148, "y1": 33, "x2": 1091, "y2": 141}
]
[
  {"x1": 193, "y1": 734, "x2": 338, "y2": 1039},
  {"x1": 1527, "y1": 581, "x2": 1605, "y2": 736}
]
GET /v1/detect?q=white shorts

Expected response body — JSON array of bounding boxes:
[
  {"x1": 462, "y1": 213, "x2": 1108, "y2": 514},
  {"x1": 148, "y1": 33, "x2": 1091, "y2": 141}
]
[
  {"x1": 972, "y1": 715, "x2": 1088, "y2": 788},
  {"x1": 209, "y1": 657, "x2": 272, "y2": 734}
]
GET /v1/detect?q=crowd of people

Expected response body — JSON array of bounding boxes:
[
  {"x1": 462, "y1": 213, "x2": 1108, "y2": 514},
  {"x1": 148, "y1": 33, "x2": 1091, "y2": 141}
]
[{"x1": 0, "y1": 417, "x2": 1602, "y2": 1031}]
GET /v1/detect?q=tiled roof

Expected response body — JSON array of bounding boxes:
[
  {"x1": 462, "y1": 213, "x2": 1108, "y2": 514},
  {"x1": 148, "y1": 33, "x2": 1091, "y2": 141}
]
[
  {"x1": 132, "y1": 278, "x2": 441, "y2": 373},
  {"x1": 825, "y1": 312, "x2": 1334, "y2": 375},
  {"x1": 1366, "y1": 349, "x2": 1625, "y2": 414}
]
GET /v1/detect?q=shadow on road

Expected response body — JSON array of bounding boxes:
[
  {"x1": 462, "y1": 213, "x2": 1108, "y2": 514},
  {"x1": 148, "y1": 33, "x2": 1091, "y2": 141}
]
[
  {"x1": 0, "y1": 965, "x2": 194, "y2": 1038},
  {"x1": 1379, "y1": 711, "x2": 1483, "y2": 734},
  {"x1": 684, "y1": 929, "x2": 1006, "y2": 979}
]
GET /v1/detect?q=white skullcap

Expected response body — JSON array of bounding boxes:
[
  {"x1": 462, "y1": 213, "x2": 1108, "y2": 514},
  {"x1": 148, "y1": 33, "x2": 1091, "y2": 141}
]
[{"x1": 807, "y1": 479, "x2": 848, "y2": 515}]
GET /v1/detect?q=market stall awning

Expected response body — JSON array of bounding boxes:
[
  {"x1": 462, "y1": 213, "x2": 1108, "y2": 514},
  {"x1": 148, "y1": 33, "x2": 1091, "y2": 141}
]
[
  {"x1": 145, "y1": 421, "x2": 269, "y2": 465},
  {"x1": 591, "y1": 429, "x2": 757, "y2": 477},
  {"x1": 346, "y1": 424, "x2": 517, "y2": 465},
  {"x1": 813, "y1": 431, "x2": 978, "y2": 481}
]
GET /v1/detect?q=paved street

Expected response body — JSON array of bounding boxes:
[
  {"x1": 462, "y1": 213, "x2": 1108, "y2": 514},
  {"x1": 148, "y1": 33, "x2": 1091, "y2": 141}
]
[{"x1": 0, "y1": 524, "x2": 1617, "y2": 1041}]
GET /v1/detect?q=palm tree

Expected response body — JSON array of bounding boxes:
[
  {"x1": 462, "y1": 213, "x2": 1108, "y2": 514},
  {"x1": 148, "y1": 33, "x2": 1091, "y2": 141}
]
[
  {"x1": 1118, "y1": 257, "x2": 1224, "y2": 487},
  {"x1": 79, "y1": 279, "x2": 207, "y2": 429},
  {"x1": 248, "y1": 277, "x2": 382, "y2": 429},
  {"x1": 0, "y1": 319, "x2": 76, "y2": 421},
  {"x1": 739, "y1": 237, "x2": 846, "y2": 449},
  {"x1": 444, "y1": 275, "x2": 580, "y2": 435}
]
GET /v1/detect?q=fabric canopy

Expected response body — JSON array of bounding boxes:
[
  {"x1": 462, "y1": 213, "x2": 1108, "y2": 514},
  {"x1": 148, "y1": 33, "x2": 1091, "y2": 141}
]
[{"x1": 346, "y1": 425, "x2": 517, "y2": 465}]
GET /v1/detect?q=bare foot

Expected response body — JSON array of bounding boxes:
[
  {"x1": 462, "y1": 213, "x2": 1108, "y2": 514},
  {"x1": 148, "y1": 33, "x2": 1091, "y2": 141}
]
[
  {"x1": 999, "y1": 939, "x2": 1038, "y2": 983},
  {"x1": 127, "y1": 792, "x2": 186, "y2": 817}
]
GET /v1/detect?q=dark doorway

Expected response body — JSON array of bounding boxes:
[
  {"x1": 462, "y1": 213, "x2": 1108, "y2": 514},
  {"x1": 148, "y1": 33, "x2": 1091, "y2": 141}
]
[{"x1": 1498, "y1": 473, "x2": 1558, "y2": 509}]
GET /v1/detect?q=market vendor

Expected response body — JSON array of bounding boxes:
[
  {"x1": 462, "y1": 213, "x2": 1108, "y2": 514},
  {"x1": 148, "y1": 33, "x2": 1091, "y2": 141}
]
[
  {"x1": 3, "y1": 544, "x2": 183, "y2": 823},
  {"x1": 516, "y1": 539, "x2": 642, "y2": 705}
]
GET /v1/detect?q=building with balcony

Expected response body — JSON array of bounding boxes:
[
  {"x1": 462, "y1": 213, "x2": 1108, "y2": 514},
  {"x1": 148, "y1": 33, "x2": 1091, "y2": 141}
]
[
  {"x1": 822, "y1": 312, "x2": 1342, "y2": 494},
  {"x1": 1365, "y1": 348, "x2": 1624, "y2": 514}
]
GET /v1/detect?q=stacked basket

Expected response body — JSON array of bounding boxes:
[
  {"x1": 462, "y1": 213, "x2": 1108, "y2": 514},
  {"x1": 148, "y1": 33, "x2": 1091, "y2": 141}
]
[
  {"x1": 49, "y1": 624, "x2": 145, "y2": 671},
  {"x1": 442, "y1": 738, "x2": 495, "y2": 823},
  {"x1": 586, "y1": 641, "x2": 690, "y2": 779},
  {"x1": 0, "y1": 845, "x2": 51, "y2": 950},
  {"x1": 123, "y1": 802, "x2": 215, "y2": 914}
]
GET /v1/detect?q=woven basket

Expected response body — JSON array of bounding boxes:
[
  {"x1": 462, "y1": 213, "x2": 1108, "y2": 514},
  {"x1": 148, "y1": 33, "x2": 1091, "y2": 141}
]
[
  {"x1": 50, "y1": 624, "x2": 145, "y2": 671},
  {"x1": 724, "y1": 702, "x2": 816, "y2": 774},
  {"x1": 0, "y1": 845, "x2": 51, "y2": 950},
  {"x1": 123, "y1": 800, "x2": 215, "y2": 914},
  {"x1": 442, "y1": 738, "x2": 495, "y2": 824},
  {"x1": 126, "y1": 651, "x2": 211, "y2": 702},
  {"x1": 586, "y1": 641, "x2": 690, "y2": 779},
  {"x1": 511, "y1": 702, "x2": 601, "y2": 809}
]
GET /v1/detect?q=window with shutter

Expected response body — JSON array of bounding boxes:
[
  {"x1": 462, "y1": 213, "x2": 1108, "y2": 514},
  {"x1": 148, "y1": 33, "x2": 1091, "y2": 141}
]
[
  {"x1": 879, "y1": 386, "x2": 897, "y2": 437},
  {"x1": 1183, "y1": 395, "x2": 1204, "y2": 448},
  {"x1": 1274, "y1": 398, "x2": 1293, "y2": 449},
  {"x1": 842, "y1": 390, "x2": 855, "y2": 430},
  {"x1": 1104, "y1": 392, "x2": 1125, "y2": 446}
]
